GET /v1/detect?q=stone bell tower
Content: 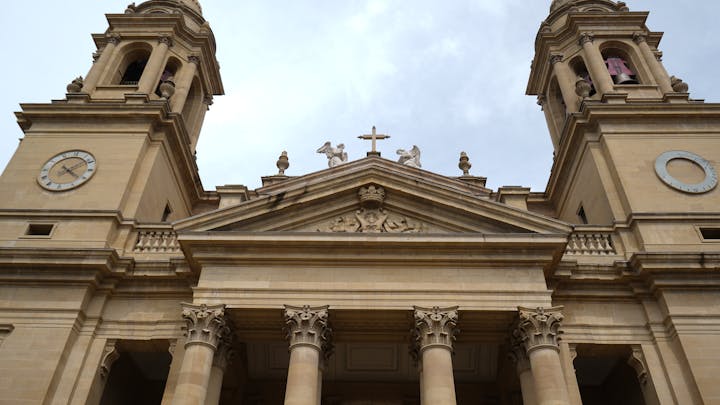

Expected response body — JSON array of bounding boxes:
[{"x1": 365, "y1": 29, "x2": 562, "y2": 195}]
[
  {"x1": 0, "y1": 0, "x2": 223, "y2": 233},
  {"x1": 528, "y1": 0, "x2": 720, "y2": 230}
]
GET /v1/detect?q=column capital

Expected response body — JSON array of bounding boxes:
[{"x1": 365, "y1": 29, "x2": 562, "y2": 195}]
[
  {"x1": 513, "y1": 306, "x2": 564, "y2": 353},
  {"x1": 578, "y1": 32, "x2": 595, "y2": 46},
  {"x1": 188, "y1": 55, "x2": 201, "y2": 65},
  {"x1": 181, "y1": 303, "x2": 229, "y2": 350},
  {"x1": 283, "y1": 305, "x2": 332, "y2": 352},
  {"x1": 213, "y1": 335, "x2": 235, "y2": 372},
  {"x1": 549, "y1": 53, "x2": 564, "y2": 65},
  {"x1": 107, "y1": 33, "x2": 121, "y2": 45},
  {"x1": 412, "y1": 306, "x2": 459, "y2": 352},
  {"x1": 509, "y1": 335, "x2": 531, "y2": 373},
  {"x1": 632, "y1": 32, "x2": 648, "y2": 44},
  {"x1": 158, "y1": 35, "x2": 174, "y2": 47}
]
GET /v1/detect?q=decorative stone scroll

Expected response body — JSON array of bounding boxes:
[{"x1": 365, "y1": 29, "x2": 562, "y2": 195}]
[
  {"x1": 181, "y1": 303, "x2": 229, "y2": 350},
  {"x1": 627, "y1": 347, "x2": 649, "y2": 386},
  {"x1": 412, "y1": 306, "x2": 459, "y2": 352},
  {"x1": 318, "y1": 185, "x2": 426, "y2": 233},
  {"x1": 99, "y1": 339, "x2": 119, "y2": 379},
  {"x1": 513, "y1": 306, "x2": 564, "y2": 353},
  {"x1": 283, "y1": 305, "x2": 332, "y2": 353}
]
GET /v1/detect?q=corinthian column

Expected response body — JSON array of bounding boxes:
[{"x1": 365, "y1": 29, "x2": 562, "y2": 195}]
[
  {"x1": 205, "y1": 333, "x2": 234, "y2": 405},
  {"x1": 138, "y1": 35, "x2": 173, "y2": 94},
  {"x1": 513, "y1": 306, "x2": 571, "y2": 405},
  {"x1": 579, "y1": 33, "x2": 614, "y2": 96},
  {"x1": 509, "y1": 337, "x2": 537, "y2": 405},
  {"x1": 172, "y1": 303, "x2": 230, "y2": 405},
  {"x1": 283, "y1": 305, "x2": 332, "y2": 405},
  {"x1": 413, "y1": 306, "x2": 459, "y2": 405}
]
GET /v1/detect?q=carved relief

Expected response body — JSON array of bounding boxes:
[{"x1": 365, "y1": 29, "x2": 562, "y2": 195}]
[
  {"x1": 412, "y1": 306, "x2": 459, "y2": 352},
  {"x1": 318, "y1": 185, "x2": 427, "y2": 233},
  {"x1": 513, "y1": 306, "x2": 564, "y2": 353},
  {"x1": 627, "y1": 347, "x2": 649, "y2": 386},
  {"x1": 213, "y1": 331, "x2": 235, "y2": 371},
  {"x1": 283, "y1": 305, "x2": 332, "y2": 354},
  {"x1": 508, "y1": 333, "x2": 531, "y2": 374},
  {"x1": 181, "y1": 303, "x2": 229, "y2": 350},
  {"x1": 99, "y1": 339, "x2": 119, "y2": 379}
]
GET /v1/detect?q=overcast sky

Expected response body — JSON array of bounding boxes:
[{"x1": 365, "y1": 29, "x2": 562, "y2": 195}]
[{"x1": 1, "y1": 1, "x2": 719, "y2": 192}]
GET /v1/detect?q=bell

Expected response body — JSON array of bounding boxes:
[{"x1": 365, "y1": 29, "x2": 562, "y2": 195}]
[{"x1": 613, "y1": 72, "x2": 639, "y2": 85}]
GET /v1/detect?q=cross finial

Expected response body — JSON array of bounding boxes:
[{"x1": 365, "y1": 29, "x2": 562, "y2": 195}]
[{"x1": 358, "y1": 126, "x2": 390, "y2": 157}]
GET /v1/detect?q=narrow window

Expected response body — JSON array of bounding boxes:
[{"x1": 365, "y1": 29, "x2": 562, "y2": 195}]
[
  {"x1": 577, "y1": 206, "x2": 589, "y2": 224},
  {"x1": 25, "y1": 223, "x2": 54, "y2": 236},
  {"x1": 161, "y1": 204, "x2": 173, "y2": 222},
  {"x1": 700, "y1": 227, "x2": 720, "y2": 240}
]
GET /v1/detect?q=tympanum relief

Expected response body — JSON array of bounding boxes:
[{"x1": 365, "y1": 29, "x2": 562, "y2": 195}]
[{"x1": 317, "y1": 185, "x2": 427, "y2": 233}]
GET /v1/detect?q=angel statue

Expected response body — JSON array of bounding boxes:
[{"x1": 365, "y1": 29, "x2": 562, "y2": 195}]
[
  {"x1": 397, "y1": 145, "x2": 421, "y2": 168},
  {"x1": 317, "y1": 141, "x2": 348, "y2": 168}
]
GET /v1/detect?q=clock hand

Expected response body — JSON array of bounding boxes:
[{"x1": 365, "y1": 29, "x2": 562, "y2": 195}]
[
  {"x1": 61, "y1": 165, "x2": 80, "y2": 179},
  {"x1": 67, "y1": 161, "x2": 87, "y2": 171}
]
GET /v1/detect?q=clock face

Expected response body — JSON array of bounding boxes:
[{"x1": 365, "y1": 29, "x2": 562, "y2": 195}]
[
  {"x1": 37, "y1": 150, "x2": 97, "y2": 191},
  {"x1": 654, "y1": 150, "x2": 718, "y2": 194}
]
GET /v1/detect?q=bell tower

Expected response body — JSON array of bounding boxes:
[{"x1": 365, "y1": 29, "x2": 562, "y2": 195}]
[
  {"x1": 528, "y1": 0, "x2": 720, "y2": 231},
  {"x1": 0, "y1": 0, "x2": 223, "y2": 238}
]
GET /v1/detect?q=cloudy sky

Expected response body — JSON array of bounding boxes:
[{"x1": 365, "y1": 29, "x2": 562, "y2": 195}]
[{"x1": 1, "y1": 1, "x2": 719, "y2": 192}]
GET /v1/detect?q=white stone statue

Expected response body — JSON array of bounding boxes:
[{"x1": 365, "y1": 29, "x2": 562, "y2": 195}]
[
  {"x1": 397, "y1": 145, "x2": 421, "y2": 168},
  {"x1": 317, "y1": 141, "x2": 348, "y2": 168}
]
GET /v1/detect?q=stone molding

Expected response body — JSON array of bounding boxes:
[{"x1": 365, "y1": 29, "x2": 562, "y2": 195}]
[
  {"x1": 283, "y1": 305, "x2": 332, "y2": 353},
  {"x1": 181, "y1": 303, "x2": 229, "y2": 350},
  {"x1": 513, "y1": 306, "x2": 564, "y2": 354},
  {"x1": 412, "y1": 306, "x2": 459, "y2": 352}
]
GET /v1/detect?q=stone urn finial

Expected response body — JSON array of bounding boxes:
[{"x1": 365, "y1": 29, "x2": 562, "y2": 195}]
[
  {"x1": 277, "y1": 151, "x2": 289, "y2": 175},
  {"x1": 670, "y1": 76, "x2": 689, "y2": 93},
  {"x1": 66, "y1": 76, "x2": 84, "y2": 93},
  {"x1": 575, "y1": 77, "x2": 592, "y2": 98},
  {"x1": 159, "y1": 81, "x2": 176, "y2": 99},
  {"x1": 458, "y1": 151, "x2": 472, "y2": 176}
]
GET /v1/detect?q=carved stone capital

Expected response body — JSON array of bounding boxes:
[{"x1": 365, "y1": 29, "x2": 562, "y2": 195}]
[
  {"x1": 549, "y1": 53, "x2": 564, "y2": 65},
  {"x1": 509, "y1": 339, "x2": 531, "y2": 373},
  {"x1": 158, "y1": 35, "x2": 174, "y2": 47},
  {"x1": 412, "y1": 306, "x2": 459, "y2": 352},
  {"x1": 283, "y1": 305, "x2": 332, "y2": 353},
  {"x1": 513, "y1": 306, "x2": 564, "y2": 354},
  {"x1": 632, "y1": 32, "x2": 647, "y2": 44},
  {"x1": 203, "y1": 94, "x2": 214, "y2": 106},
  {"x1": 628, "y1": 347, "x2": 648, "y2": 386},
  {"x1": 188, "y1": 55, "x2": 201, "y2": 65},
  {"x1": 181, "y1": 303, "x2": 228, "y2": 350},
  {"x1": 213, "y1": 335, "x2": 235, "y2": 371},
  {"x1": 579, "y1": 32, "x2": 595, "y2": 46},
  {"x1": 537, "y1": 94, "x2": 547, "y2": 107},
  {"x1": 99, "y1": 339, "x2": 119, "y2": 379},
  {"x1": 107, "y1": 34, "x2": 121, "y2": 45}
]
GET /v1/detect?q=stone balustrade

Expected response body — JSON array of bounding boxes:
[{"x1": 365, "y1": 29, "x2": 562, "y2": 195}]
[
  {"x1": 565, "y1": 228, "x2": 616, "y2": 255},
  {"x1": 133, "y1": 228, "x2": 181, "y2": 253}
]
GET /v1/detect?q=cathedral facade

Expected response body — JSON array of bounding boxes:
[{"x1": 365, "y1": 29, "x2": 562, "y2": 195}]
[{"x1": 1, "y1": 1, "x2": 719, "y2": 404}]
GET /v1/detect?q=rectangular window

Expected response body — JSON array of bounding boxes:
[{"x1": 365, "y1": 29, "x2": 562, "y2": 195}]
[
  {"x1": 24, "y1": 223, "x2": 55, "y2": 237},
  {"x1": 700, "y1": 227, "x2": 720, "y2": 240}
]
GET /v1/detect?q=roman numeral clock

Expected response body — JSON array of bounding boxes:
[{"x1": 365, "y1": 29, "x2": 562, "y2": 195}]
[{"x1": 37, "y1": 150, "x2": 97, "y2": 191}]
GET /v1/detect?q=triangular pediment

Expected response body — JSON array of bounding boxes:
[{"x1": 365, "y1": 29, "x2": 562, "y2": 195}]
[{"x1": 175, "y1": 158, "x2": 570, "y2": 235}]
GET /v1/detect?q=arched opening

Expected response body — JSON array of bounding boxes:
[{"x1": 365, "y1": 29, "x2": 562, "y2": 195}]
[
  {"x1": 570, "y1": 56, "x2": 595, "y2": 97},
  {"x1": 112, "y1": 44, "x2": 153, "y2": 86},
  {"x1": 99, "y1": 340, "x2": 171, "y2": 405},
  {"x1": 601, "y1": 45, "x2": 641, "y2": 85},
  {"x1": 182, "y1": 77, "x2": 205, "y2": 146},
  {"x1": 547, "y1": 77, "x2": 566, "y2": 128},
  {"x1": 155, "y1": 57, "x2": 181, "y2": 98}
]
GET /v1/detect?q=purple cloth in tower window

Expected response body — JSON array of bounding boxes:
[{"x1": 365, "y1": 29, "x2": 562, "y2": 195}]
[{"x1": 605, "y1": 57, "x2": 635, "y2": 75}]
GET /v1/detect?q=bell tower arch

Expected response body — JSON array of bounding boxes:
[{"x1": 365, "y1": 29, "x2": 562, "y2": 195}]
[{"x1": 0, "y1": 0, "x2": 223, "y2": 244}]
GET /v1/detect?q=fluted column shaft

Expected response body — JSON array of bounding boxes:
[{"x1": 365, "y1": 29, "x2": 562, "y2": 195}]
[
  {"x1": 579, "y1": 33, "x2": 614, "y2": 95},
  {"x1": 83, "y1": 35, "x2": 120, "y2": 94},
  {"x1": 283, "y1": 305, "x2": 332, "y2": 405},
  {"x1": 171, "y1": 56, "x2": 200, "y2": 112},
  {"x1": 633, "y1": 33, "x2": 673, "y2": 94},
  {"x1": 514, "y1": 306, "x2": 571, "y2": 405},
  {"x1": 172, "y1": 303, "x2": 229, "y2": 405},
  {"x1": 413, "y1": 306, "x2": 459, "y2": 405},
  {"x1": 138, "y1": 36, "x2": 172, "y2": 94},
  {"x1": 549, "y1": 54, "x2": 578, "y2": 113}
]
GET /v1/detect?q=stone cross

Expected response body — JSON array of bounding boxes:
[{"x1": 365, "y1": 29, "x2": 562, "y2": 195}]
[{"x1": 358, "y1": 126, "x2": 390, "y2": 157}]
